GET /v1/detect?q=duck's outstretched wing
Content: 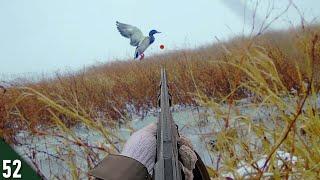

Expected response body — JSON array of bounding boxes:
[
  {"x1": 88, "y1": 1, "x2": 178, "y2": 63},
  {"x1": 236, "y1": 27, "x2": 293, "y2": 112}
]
[{"x1": 116, "y1": 21, "x2": 144, "y2": 47}]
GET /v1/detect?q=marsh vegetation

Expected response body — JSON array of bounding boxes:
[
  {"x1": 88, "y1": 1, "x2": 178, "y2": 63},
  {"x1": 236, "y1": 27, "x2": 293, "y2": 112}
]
[{"x1": 1, "y1": 15, "x2": 320, "y2": 180}]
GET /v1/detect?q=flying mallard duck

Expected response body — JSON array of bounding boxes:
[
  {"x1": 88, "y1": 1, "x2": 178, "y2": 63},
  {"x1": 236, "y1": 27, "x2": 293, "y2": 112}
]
[{"x1": 116, "y1": 21, "x2": 161, "y2": 60}]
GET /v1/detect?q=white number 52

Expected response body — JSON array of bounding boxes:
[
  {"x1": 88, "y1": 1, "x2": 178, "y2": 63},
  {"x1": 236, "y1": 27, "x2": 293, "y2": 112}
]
[{"x1": 2, "y1": 160, "x2": 21, "y2": 178}]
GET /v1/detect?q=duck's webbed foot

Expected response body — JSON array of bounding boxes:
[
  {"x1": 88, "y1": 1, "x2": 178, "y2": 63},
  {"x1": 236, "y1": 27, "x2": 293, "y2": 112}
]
[{"x1": 139, "y1": 53, "x2": 145, "y2": 60}]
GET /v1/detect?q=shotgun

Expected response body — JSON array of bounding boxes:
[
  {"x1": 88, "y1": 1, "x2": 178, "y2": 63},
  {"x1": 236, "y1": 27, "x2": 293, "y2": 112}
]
[{"x1": 153, "y1": 67, "x2": 182, "y2": 180}]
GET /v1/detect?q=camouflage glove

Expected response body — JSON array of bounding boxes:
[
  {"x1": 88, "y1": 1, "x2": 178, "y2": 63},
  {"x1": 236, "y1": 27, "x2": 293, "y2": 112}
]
[{"x1": 178, "y1": 135, "x2": 198, "y2": 180}]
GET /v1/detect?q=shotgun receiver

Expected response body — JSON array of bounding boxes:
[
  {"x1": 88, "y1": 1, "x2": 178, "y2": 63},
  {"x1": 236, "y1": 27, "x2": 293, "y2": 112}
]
[{"x1": 154, "y1": 68, "x2": 182, "y2": 180}]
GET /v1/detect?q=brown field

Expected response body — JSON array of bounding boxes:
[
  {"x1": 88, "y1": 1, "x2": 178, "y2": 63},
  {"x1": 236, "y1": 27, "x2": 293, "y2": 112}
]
[
  {"x1": 1, "y1": 25, "x2": 319, "y2": 141},
  {"x1": 1, "y1": 24, "x2": 320, "y2": 179}
]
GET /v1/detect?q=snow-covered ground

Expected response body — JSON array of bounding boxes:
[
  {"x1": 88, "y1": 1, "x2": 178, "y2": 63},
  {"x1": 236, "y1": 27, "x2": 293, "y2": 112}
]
[
  {"x1": 13, "y1": 106, "x2": 216, "y2": 179},
  {"x1": 12, "y1": 94, "x2": 320, "y2": 179}
]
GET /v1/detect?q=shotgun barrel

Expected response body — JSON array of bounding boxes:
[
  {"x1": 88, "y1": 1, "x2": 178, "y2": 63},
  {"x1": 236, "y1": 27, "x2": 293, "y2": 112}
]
[{"x1": 154, "y1": 68, "x2": 182, "y2": 180}]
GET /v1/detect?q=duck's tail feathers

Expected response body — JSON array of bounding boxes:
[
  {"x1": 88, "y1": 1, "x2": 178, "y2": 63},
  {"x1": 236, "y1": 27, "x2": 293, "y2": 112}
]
[{"x1": 134, "y1": 49, "x2": 140, "y2": 59}]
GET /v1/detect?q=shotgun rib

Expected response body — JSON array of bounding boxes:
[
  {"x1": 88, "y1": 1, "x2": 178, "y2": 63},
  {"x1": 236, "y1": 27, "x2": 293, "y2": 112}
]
[{"x1": 154, "y1": 67, "x2": 182, "y2": 180}]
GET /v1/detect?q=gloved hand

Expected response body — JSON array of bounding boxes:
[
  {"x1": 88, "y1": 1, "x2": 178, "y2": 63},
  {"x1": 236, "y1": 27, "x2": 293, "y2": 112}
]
[
  {"x1": 121, "y1": 123, "x2": 197, "y2": 179},
  {"x1": 120, "y1": 123, "x2": 157, "y2": 175},
  {"x1": 178, "y1": 135, "x2": 198, "y2": 180}
]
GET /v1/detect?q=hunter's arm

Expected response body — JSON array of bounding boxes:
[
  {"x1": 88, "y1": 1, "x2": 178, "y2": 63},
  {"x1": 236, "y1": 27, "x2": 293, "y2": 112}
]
[{"x1": 89, "y1": 154, "x2": 151, "y2": 180}]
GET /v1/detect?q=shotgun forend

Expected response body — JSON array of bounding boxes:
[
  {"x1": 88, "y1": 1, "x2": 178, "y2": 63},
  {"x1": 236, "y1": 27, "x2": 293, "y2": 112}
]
[{"x1": 154, "y1": 68, "x2": 182, "y2": 180}]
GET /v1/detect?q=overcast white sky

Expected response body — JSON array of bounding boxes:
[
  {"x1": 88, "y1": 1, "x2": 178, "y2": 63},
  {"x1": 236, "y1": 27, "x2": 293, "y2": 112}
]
[{"x1": 0, "y1": 0, "x2": 319, "y2": 78}]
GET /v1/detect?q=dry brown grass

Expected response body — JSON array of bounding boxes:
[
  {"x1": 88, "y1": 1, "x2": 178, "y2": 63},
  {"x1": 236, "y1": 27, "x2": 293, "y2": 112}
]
[
  {"x1": 197, "y1": 25, "x2": 320, "y2": 179},
  {"x1": 1, "y1": 24, "x2": 320, "y2": 179},
  {"x1": 1, "y1": 25, "x2": 319, "y2": 144}
]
